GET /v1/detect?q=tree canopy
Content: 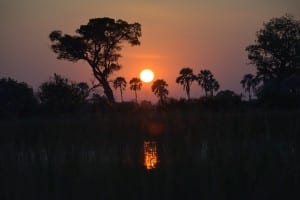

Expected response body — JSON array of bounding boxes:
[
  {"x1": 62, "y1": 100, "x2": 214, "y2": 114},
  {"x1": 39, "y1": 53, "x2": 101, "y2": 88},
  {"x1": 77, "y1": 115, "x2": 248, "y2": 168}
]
[
  {"x1": 245, "y1": 15, "x2": 300, "y2": 103},
  {"x1": 129, "y1": 77, "x2": 142, "y2": 103},
  {"x1": 176, "y1": 67, "x2": 196, "y2": 100},
  {"x1": 113, "y1": 77, "x2": 127, "y2": 102},
  {"x1": 246, "y1": 15, "x2": 300, "y2": 82},
  {"x1": 197, "y1": 69, "x2": 219, "y2": 96},
  {"x1": 152, "y1": 79, "x2": 169, "y2": 103},
  {"x1": 38, "y1": 74, "x2": 89, "y2": 113},
  {"x1": 49, "y1": 17, "x2": 141, "y2": 103},
  {"x1": 0, "y1": 77, "x2": 37, "y2": 117}
]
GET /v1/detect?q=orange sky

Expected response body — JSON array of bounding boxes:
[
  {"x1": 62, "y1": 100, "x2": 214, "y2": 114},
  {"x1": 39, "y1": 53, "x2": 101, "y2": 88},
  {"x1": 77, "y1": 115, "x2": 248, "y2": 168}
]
[{"x1": 1, "y1": 0, "x2": 299, "y2": 102}]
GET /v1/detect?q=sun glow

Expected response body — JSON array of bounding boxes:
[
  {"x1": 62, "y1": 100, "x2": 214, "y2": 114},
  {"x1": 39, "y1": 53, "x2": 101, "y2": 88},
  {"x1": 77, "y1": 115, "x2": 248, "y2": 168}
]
[{"x1": 140, "y1": 69, "x2": 154, "y2": 83}]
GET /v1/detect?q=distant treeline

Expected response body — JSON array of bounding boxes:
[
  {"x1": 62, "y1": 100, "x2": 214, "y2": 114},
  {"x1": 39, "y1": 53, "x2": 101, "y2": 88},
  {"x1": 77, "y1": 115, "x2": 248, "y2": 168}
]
[{"x1": 0, "y1": 73, "x2": 299, "y2": 118}]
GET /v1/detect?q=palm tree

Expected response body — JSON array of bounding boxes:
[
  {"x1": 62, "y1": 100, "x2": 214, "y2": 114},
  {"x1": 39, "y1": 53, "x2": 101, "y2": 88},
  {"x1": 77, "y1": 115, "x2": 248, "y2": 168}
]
[
  {"x1": 113, "y1": 77, "x2": 126, "y2": 102},
  {"x1": 240, "y1": 74, "x2": 257, "y2": 101},
  {"x1": 176, "y1": 67, "x2": 196, "y2": 99},
  {"x1": 210, "y1": 79, "x2": 220, "y2": 96},
  {"x1": 152, "y1": 79, "x2": 169, "y2": 103},
  {"x1": 129, "y1": 77, "x2": 142, "y2": 103},
  {"x1": 197, "y1": 69, "x2": 219, "y2": 96}
]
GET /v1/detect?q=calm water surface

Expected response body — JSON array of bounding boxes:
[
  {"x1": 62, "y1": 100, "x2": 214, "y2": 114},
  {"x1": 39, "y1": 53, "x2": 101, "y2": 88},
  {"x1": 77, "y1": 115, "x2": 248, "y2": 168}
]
[{"x1": 143, "y1": 140, "x2": 159, "y2": 170}]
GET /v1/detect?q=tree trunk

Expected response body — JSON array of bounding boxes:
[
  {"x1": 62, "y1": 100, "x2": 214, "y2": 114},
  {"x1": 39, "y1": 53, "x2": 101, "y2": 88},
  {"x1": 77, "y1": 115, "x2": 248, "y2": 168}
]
[
  {"x1": 186, "y1": 85, "x2": 190, "y2": 100},
  {"x1": 134, "y1": 90, "x2": 138, "y2": 103},
  {"x1": 159, "y1": 95, "x2": 163, "y2": 104},
  {"x1": 120, "y1": 87, "x2": 123, "y2": 102},
  {"x1": 100, "y1": 78, "x2": 115, "y2": 103}
]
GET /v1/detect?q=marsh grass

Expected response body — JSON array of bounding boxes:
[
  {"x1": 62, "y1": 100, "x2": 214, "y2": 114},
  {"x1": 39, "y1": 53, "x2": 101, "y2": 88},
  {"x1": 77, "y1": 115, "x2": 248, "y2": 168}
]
[{"x1": 0, "y1": 109, "x2": 299, "y2": 199}]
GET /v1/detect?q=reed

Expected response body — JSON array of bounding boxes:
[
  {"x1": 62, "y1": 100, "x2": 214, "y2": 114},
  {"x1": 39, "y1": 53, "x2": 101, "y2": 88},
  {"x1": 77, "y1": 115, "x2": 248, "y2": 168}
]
[{"x1": 0, "y1": 109, "x2": 299, "y2": 199}]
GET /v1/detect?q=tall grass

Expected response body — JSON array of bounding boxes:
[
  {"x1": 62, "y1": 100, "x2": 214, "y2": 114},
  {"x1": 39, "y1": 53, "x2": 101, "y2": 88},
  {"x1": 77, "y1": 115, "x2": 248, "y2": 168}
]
[{"x1": 0, "y1": 109, "x2": 299, "y2": 199}]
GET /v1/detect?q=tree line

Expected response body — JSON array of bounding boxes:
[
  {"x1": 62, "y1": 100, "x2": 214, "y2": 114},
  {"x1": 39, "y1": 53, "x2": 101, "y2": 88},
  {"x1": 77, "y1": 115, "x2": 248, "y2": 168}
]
[
  {"x1": 0, "y1": 15, "x2": 299, "y2": 117},
  {"x1": 0, "y1": 70, "x2": 239, "y2": 117},
  {"x1": 48, "y1": 15, "x2": 299, "y2": 104},
  {"x1": 113, "y1": 66, "x2": 220, "y2": 104}
]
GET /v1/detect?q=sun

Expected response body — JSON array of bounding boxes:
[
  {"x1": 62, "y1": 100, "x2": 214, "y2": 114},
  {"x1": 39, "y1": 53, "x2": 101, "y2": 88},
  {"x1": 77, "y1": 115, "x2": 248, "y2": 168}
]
[{"x1": 140, "y1": 69, "x2": 154, "y2": 83}]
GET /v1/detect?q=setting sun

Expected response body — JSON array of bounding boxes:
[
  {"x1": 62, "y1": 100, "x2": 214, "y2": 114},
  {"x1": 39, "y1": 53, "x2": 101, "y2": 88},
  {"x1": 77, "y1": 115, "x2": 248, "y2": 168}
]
[{"x1": 140, "y1": 69, "x2": 154, "y2": 83}]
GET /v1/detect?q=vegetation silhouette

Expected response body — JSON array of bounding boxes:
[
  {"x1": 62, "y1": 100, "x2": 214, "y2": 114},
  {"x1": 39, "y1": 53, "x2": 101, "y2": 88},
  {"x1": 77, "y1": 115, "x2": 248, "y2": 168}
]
[
  {"x1": 176, "y1": 67, "x2": 196, "y2": 100},
  {"x1": 1, "y1": 14, "x2": 300, "y2": 200},
  {"x1": 197, "y1": 69, "x2": 220, "y2": 96},
  {"x1": 113, "y1": 77, "x2": 127, "y2": 102},
  {"x1": 49, "y1": 17, "x2": 141, "y2": 103},
  {"x1": 38, "y1": 74, "x2": 89, "y2": 114},
  {"x1": 240, "y1": 74, "x2": 258, "y2": 101},
  {"x1": 215, "y1": 90, "x2": 242, "y2": 108},
  {"x1": 1, "y1": 109, "x2": 298, "y2": 199},
  {"x1": 151, "y1": 79, "x2": 169, "y2": 104},
  {"x1": 129, "y1": 77, "x2": 142, "y2": 103},
  {"x1": 244, "y1": 14, "x2": 300, "y2": 105},
  {"x1": 0, "y1": 77, "x2": 37, "y2": 117}
]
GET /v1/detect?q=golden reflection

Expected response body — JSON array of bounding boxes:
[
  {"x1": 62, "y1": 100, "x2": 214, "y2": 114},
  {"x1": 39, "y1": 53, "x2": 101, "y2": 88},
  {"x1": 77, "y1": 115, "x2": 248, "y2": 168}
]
[{"x1": 144, "y1": 141, "x2": 158, "y2": 170}]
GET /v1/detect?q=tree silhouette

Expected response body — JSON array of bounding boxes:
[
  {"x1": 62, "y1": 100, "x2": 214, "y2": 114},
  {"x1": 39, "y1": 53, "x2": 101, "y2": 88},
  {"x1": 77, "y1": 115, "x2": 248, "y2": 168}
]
[
  {"x1": 210, "y1": 79, "x2": 220, "y2": 96},
  {"x1": 49, "y1": 17, "x2": 141, "y2": 103},
  {"x1": 246, "y1": 14, "x2": 300, "y2": 83},
  {"x1": 151, "y1": 79, "x2": 169, "y2": 103},
  {"x1": 240, "y1": 74, "x2": 258, "y2": 101},
  {"x1": 216, "y1": 90, "x2": 242, "y2": 108},
  {"x1": 113, "y1": 77, "x2": 127, "y2": 102},
  {"x1": 0, "y1": 77, "x2": 37, "y2": 117},
  {"x1": 38, "y1": 74, "x2": 89, "y2": 113},
  {"x1": 197, "y1": 69, "x2": 219, "y2": 96},
  {"x1": 129, "y1": 77, "x2": 142, "y2": 103},
  {"x1": 176, "y1": 67, "x2": 196, "y2": 99}
]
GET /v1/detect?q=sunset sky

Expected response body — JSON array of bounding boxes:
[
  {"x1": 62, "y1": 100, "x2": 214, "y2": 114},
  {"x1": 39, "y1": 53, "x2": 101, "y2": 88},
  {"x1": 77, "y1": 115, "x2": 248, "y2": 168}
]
[{"x1": 1, "y1": 0, "x2": 299, "y2": 102}]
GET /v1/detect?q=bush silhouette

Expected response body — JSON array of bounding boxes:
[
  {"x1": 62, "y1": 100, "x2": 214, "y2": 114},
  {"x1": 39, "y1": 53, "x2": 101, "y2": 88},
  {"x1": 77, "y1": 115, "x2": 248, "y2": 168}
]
[
  {"x1": 0, "y1": 77, "x2": 37, "y2": 117},
  {"x1": 38, "y1": 74, "x2": 89, "y2": 114}
]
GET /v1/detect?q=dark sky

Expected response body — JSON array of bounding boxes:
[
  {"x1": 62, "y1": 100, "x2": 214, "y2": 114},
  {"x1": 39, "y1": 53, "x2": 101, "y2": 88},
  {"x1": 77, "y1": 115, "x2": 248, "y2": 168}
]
[{"x1": 1, "y1": 0, "x2": 299, "y2": 102}]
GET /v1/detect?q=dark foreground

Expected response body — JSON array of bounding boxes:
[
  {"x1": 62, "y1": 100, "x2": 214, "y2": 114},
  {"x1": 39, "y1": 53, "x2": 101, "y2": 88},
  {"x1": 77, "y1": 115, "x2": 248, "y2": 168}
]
[{"x1": 0, "y1": 109, "x2": 299, "y2": 200}]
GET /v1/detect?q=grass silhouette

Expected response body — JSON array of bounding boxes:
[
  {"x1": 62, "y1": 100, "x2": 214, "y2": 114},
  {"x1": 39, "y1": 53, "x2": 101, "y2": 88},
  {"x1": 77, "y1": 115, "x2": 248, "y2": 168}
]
[{"x1": 0, "y1": 109, "x2": 299, "y2": 199}]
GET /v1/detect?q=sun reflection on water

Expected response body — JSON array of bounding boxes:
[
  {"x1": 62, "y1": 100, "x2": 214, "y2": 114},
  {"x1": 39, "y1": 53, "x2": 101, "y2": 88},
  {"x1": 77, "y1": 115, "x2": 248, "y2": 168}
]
[{"x1": 144, "y1": 141, "x2": 158, "y2": 170}]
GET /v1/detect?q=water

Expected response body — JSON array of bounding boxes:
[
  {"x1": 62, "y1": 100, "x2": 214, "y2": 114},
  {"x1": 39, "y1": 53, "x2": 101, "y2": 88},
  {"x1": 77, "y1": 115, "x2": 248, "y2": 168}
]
[
  {"x1": 143, "y1": 140, "x2": 159, "y2": 170},
  {"x1": 0, "y1": 137, "x2": 297, "y2": 199}
]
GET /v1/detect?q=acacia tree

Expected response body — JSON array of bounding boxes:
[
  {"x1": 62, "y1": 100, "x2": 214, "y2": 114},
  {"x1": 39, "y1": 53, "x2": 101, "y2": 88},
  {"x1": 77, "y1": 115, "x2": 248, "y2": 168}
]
[
  {"x1": 240, "y1": 74, "x2": 258, "y2": 101},
  {"x1": 197, "y1": 69, "x2": 219, "y2": 96},
  {"x1": 113, "y1": 77, "x2": 126, "y2": 102},
  {"x1": 176, "y1": 67, "x2": 196, "y2": 99},
  {"x1": 246, "y1": 14, "x2": 300, "y2": 83},
  {"x1": 129, "y1": 77, "x2": 142, "y2": 103},
  {"x1": 151, "y1": 79, "x2": 169, "y2": 103},
  {"x1": 49, "y1": 17, "x2": 141, "y2": 103}
]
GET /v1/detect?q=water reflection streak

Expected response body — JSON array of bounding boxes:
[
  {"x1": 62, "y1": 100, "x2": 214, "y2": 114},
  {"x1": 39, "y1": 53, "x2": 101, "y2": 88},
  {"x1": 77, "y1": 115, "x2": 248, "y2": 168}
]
[{"x1": 144, "y1": 141, "x2": 158, "y2": 170}]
